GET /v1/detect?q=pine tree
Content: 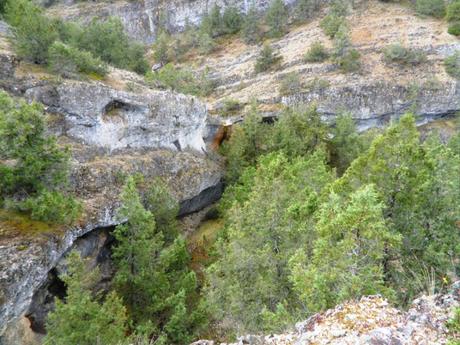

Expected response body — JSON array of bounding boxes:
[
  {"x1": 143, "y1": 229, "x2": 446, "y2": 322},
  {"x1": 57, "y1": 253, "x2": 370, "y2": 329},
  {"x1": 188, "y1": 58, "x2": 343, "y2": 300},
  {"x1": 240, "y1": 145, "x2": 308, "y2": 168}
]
[
  {"x1": 113, "y1": 177, "x2": 205, "y2": 344},
  {"x1": 206, "y1": 151, "x2": 335, "y2": 334},
  {"x1": 241, "y1": 5, "x2": 261, "y2": 44},
  {"x1": 44, "y1": 251, "x2": 129, "y2": 345},
  {"x1": 265, "y1": 0, "x2": 288, "y2": 38},
  {"x1": 289, "y1": 185, "x2": 401, "y2": 312},
  {"x1": 332, "y1": 114, "x2": 460, "y2": 303}
]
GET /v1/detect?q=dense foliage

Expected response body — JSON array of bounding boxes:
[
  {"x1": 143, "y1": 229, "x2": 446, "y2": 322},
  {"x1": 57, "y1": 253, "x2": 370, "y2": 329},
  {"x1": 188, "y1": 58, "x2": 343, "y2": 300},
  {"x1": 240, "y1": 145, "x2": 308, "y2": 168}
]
[
  {"x1": 0, "y1": 92, "x2": 80, "y2": 223},
  {"x1": 112, "y1": 177, "x2": 206, "y2": 344},
  {"x1": 208, "y1": 108, "x2": 460, "y2": 336},
  {"x1": 44, "y1": 252, "x2": 129, "y2": 345},
  {"x1": 4, "y1": 0, "x2": 148, "y2": 75}
]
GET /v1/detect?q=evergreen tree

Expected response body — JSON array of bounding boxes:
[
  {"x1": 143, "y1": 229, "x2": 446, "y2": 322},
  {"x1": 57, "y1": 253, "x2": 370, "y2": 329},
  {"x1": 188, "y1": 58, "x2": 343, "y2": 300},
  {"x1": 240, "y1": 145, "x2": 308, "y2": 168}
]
[
  {"x1": 206, "y1": 151, "x2": 335, "y2": 334},
  {"x1": 153, "y1": 31, "x2": 172, "y2": 64},
  {"x1": 265, "y1": 0, "x2": 288, "y2": 38},
  {"x1": 222, "y1": 6, "x2": 243, "y2": 35},
  {"x1": 221, "y1": 102, "x2": 268, "y2": 183},
  {"x1": 241, "y1": 4, "x2": 261, "y2": 44},
  {"x1": 0, "y1": 92, "x2": 80, "y2": 223},
  {"x1": 113, "y1": 177, "x2": 205, "y2": 344},
  {"x1": 332, "y1": 114, "x2": 460, "y2": 303},
  {"x1": 44, "y1": 251, "x2": 129, "y2": 345},
  {"x1": 289, "y1": 185, "x2": 401, "y2": 312},
  {"x1": 5, "y1": 0, "x2": 58, "y2": 63},
  {"x1": 329, "y1": 112, "x2": 369, "y2": 175},
  {"x1": 254, "y1": 43, "x2": 282, "y2": 73},
  {"x1": 269, "y1": 105, "x2": 328, "y2": 158},
  {"x1": 295, "y1": 0, "x2": 320, "y2": 21}
]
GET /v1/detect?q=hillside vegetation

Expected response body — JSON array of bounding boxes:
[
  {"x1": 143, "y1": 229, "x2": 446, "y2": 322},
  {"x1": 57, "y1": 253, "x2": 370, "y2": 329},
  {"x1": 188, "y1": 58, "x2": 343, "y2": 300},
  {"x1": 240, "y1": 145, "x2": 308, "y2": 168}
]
[{"x1": 0, "y1": 0, "x2": 459, "y2": 344}]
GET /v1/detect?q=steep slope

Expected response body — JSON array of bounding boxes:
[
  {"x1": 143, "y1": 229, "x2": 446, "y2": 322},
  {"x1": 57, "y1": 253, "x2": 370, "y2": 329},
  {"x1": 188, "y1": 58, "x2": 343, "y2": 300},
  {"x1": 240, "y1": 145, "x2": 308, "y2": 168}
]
[
  {"x1": 189, "y1": 0, "x2": 459, "y2": 129},
  {"x1": 0, "y1": 20, "x2": 223, "y2": 343}
]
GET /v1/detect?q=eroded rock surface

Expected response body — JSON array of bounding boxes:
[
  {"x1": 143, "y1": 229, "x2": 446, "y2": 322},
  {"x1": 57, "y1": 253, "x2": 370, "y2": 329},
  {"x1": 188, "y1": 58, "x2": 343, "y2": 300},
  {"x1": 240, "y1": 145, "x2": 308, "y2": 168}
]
[
  {"x1": 0, "y1": 21, "x2": 223, "y2": 342},
  {"x1": 193, "y1": 283, "x2": 460, "y2": 345},
  {"x1": 45, "y1": 0, "x2": 299, "y2": 43}
]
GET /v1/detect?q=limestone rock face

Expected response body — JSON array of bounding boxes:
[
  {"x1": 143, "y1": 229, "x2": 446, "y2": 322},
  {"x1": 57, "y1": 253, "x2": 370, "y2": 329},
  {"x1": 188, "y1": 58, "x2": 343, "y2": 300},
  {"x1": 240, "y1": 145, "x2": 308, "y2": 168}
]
[
  {"x1": 0, "y1": 24, "x2": 223, "y2": 342},
  {"x1": 45, "y1": 0, "x2": 299, "y2": 44},
  {"x1": 25, "y1": 81, "x2": 207, "y2": 152}
]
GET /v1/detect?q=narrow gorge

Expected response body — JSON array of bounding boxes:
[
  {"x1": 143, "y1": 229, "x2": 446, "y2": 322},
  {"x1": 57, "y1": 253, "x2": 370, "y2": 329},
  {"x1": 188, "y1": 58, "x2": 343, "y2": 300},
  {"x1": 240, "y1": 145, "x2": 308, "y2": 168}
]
[{"x1": 0, "y1": 0, "x2": 459, "y2": 344}]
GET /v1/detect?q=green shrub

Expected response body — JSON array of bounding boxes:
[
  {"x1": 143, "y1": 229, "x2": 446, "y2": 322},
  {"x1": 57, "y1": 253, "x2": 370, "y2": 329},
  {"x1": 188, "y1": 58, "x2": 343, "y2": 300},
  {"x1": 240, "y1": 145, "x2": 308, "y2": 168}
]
[
  {"x1": 320, "y1": 14, "x2": 345, "y2": 38},
  {"x1": 0, "y1": 92, "x2": 80, "y2": 224},
  {"x1": 146, "y1": 64, "x2": 215, "y2": 96},
  {"x1": 383, "y1": 44, "x2": 427, "y2": 66},
  {"x1": 241, "y1": 5, "x2": 262, "y2": 44},
  {"x1": 11, "y1": 190, "x2": 81, "y2": 223},
  {"x1": 210, "y1": 4, "x2": 223, "y2": 37},
  {"x1": 254, "y1": 43, "x2": 282, "y2": 73},
  {"x1": 330, "y1": 22, "x2": 360, "y2": 73},
  {"x1": 76, "y1": 17, "x2": 148, "y2": 74},
  {"x1": 336, "y1": 48, "x2": 361, "y2": 72},
  {"x1": 197, "y1": 32, "x2": 215, "y2": 54},
  {"x1": 446, "y1": 1, "x2": 460, "y2": 22},
  {"x1": 221, "y1": 98, "x2": 242, "y2": 116},
  {"x1": 415, "y1": 0, "x2": 445, "y2": 17},
  {"x1": 266, "y1": 0, "x2": 288, "y2": 38},
  {"x1": 278, "y1": 72, "x2": 302, "y2": 96},
  {"x1": 295, "y1": 0, "x2": 321, "y2": 21},
  {"x1": 0, "y1": 0, "x2": 6, "y2": 14},
  {"x1": 447, "y1": 307, "x2": 460, "y2": 345},
  {"x1": 153, "y1": 31, "x2": 172, "y2": 64},
  {"x1": 448, "y1": 21, "x2": 460, "y2": 36},
  {"x1": 304, "y1": 41, "x2": 329, "y2": 62},
  {"x1": 222, "y1": 6, "x2": 243, "y2": 35},
  {"x1": 444, "y1": 51, "x2": 460, "y2": 79},
  {"x1": 5, "y1": 0, "x2": 58, "y2": 63},
  {"x1": 48, "y1": 41, "x2": 108, "y2": 78}
]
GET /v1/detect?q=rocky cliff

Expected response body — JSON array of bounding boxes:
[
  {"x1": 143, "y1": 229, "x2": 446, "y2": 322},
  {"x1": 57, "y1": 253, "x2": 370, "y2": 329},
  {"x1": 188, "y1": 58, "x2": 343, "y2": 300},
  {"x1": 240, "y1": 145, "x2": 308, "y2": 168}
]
[
  {"x1": 0, "y1": 22, "x2": 223, "y2": 343},
  {"x1": 46, "y1": 0, "x2": 299, "y2": 44},
  {"x1": 192, "y1": 0, "x2": 460, "y2": 130}
]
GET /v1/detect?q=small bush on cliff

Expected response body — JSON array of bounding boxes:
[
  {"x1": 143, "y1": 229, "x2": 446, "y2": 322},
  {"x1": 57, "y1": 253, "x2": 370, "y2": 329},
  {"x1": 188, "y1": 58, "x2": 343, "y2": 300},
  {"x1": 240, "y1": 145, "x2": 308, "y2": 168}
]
[
  {"x1": 332, "y1": 23, "x2": 361, "y2": 73},
  {"x1": 320, "y1": 0, "x2": 349, "y2": 38},
  {"x1": 295, "y1": 0, "x2": 321, "y2": 21},
  {"x1": 383, "y1": 44, "x2": 427, "y2": 66},
  {"x1": 278, "y1": 71, "x2": 302, "y2": 96},
  {"x1": 222, "y1": 6, "x2": 243, "y2": 35},
  {"x1": 48, "y1": 41, "x2": 108, "y2": 78},
  {"x1": 44, "y1": 251, "x2": 129, "y2": 345},
  {"x1": 265, "y1": 0, "x2": 288, "y2": 38},
  {"x1": 444, "y1": 51, "x2": 460, "y2": 79},
  {"x1": 254, "y1": 43, "x2": 282, "y2": 73},
  {"x1": 146, "y1": 64, "x2": 215, "y2": 96},
  {"x1": 5, "y1": 0, "x2": 58, "y2": 64},
  {"x1": 415, "y1": 0, "x2": 446, "y2": 18},
  {"x1": 76, "y1": 17, "x2": 149, "y2": 74},
  {"x1": 447, "y1": 1, "x2": 460, "y2": 22},
  {"x1": 447, "y1": 1, "x2": 460, "y2": 35},
  {"x1": 241, "y1": 5, "x2": 262, "y2": 44},
  {"x1": 304, "y1": 41, "x2": 329, "y2": 62},
  {"x1": 0, "y1": 92, "x2": 81, "y2": 223}
]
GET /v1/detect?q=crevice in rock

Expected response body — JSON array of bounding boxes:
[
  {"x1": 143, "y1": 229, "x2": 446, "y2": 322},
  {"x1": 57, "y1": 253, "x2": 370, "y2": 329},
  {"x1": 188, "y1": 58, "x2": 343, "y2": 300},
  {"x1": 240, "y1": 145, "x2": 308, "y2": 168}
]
[
  {"x1": 179, "y1": 182, "x2": 224, "y2": 217},
  {"x1": 24, "y1": 226, "x2": 116, "y2": 336}
]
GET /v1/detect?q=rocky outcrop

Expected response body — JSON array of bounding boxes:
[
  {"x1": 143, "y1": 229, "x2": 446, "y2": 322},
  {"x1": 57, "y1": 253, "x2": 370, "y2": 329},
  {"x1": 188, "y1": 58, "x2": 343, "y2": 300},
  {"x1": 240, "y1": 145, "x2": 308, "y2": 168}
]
[
  {"x1": 283, "y1": 80, "x2": 460, "y2": 131},
  {"x1": 193, "y1": 283, "x2": 460, "y2": 345},
  {"x1": 25, "y1": 81, "x2": 207, "y2": 152},
  {"x1": 192, "y1": 0, "x2": 460, "y2": 129},
  {"x1": 0, "y1": 23, "x2": 224, "y2": 343},
  {"x1": 46, "y1": 0, "x2": 300, "y2": 44}
]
